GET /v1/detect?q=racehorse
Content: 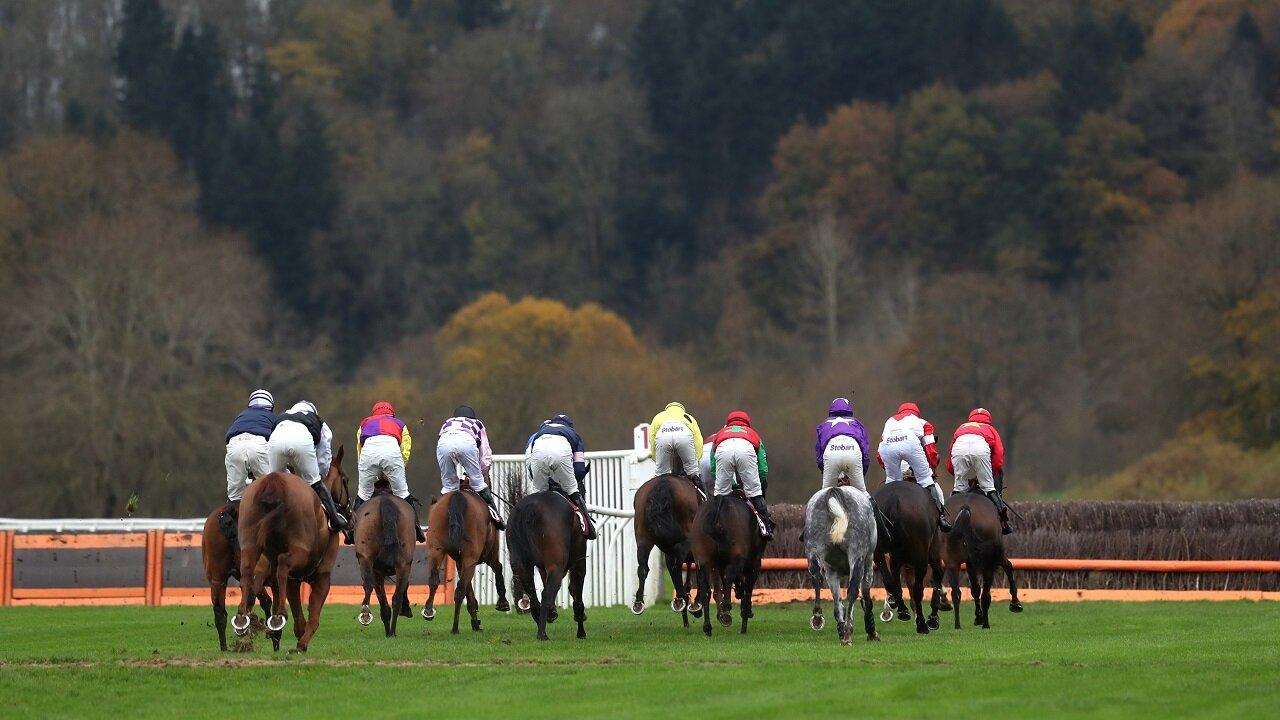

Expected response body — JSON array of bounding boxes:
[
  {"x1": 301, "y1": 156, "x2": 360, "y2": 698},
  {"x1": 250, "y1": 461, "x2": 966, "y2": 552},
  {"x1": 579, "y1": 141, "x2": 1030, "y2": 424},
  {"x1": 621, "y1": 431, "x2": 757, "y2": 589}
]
[
  {"x1": 691, "y1": 492, "x2": 768, "y2": 636},
  {"x1": 631, "y1": 473, "x2": 704, "y2": 626},
  {"x1": 943, "y1": 485, "x2": 1023, "y2": 630},
  {"x1": 422, "y1": 489, "x2": 510, "y2": 634},
  {"x1": 506, "y1": 490, "x2": 588, "y2": 640},
  {"x1": 353, "y1": 481, "x2": 416, "y2": 637},
  {"x1": 201, "y1": 503, "x2": 277, "y2": 651},
  {"x1": 803, "y1": 486, "x2": 879, "y2": 645},
  {"x1": 231, "y1": 446, "x2": 351, "y2": 652},
  {"x1": 872, "y1": 480, "x2": 946, "y2": 634}
]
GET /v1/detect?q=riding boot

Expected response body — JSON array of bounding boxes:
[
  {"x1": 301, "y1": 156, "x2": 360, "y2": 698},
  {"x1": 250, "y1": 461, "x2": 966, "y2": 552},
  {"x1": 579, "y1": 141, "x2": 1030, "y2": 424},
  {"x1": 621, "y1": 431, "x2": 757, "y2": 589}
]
[
  {"x1": 311, "y1": 481, "x2": 348, "y2": 533},
  {"x1": 406, "y1": 495, "x2": 426, "y2": 542},
  {"x1": 218, "y1": 500, "x2": 240, "y2": 547},
  {"x1": 568, "y1": 491, "x2": 597, "y2": 540},
  {"x1": 342, "y1": 496, "x2": 363, "y2": 545},
  {"x1": 928, "y1": 485, "x2": 953, "y2": 533},
  {"x1": 689, "y1": 474, "x2": 708, "y2": 498},
  {"x1": 747, "y1": 495, "x2": 774, "y2": 539},
  {"x1": 985, "y1": 490, "x2": 1013, "y2": 535},
  {"x1": 477, "y1": 488, "x2": 506, "y2": 530}
]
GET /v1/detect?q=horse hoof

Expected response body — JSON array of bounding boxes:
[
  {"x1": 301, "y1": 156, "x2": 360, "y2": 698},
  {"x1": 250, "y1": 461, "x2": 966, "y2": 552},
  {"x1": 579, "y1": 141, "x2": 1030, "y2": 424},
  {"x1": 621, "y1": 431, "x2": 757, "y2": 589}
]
[
  {"x1": 517, "y1": 596, "x2": 531, "y2": 612},
  {"x1": 897, "y1": 610, "x2": 912, "y2": 622},
  {"x1": 670, "y1": 597, "x2": 686, "y2": 613},
  {"x1": 358, "y1": 608, "x2": 373, "y2": 627},
  {"x1": 917, "y1": 624, "x2": 930, "y2": 635},
  {"x1": 495, "y1": 599, "x2": 511, "y2": 613},
  {"x1": 1009, "y1": 601, "x2": 1024, "y2": 613},
  {"x1": 422, "y1": 606, "x2": 436, "y2": 621},
  {"x1": 717, "y1": 612, "x2": 732, "y2": 627},
  {"x1": 879, "y1": 608, "x2": 894, "y2": 623},
  {"x1": 810, "y1": 613, "x2": 825, "y2": 632},
  {"x1": 547, "y1": 609, "x2": 559, "y2": 623},
  {"x1": 688, "y1": 601, "x2": 702, "y2": 614},
  {"x1": 231, "y1": 614, "x2": 252, "y2": 636},
  {"x1": 840, "y1": 635, "x2": 853, "y2": 646},
  {"x1": 631, "y1": 600, "x2": 645, "y2": 616},
  {"x1": 927, "y1": 615, "x2": 940, "y2": 630},
  {"x1": 266, "y1": 614, "x2": 287, "y2": 632},
  {"x1": 867, "y1": 632, "x2": 881, "y2": 642}
]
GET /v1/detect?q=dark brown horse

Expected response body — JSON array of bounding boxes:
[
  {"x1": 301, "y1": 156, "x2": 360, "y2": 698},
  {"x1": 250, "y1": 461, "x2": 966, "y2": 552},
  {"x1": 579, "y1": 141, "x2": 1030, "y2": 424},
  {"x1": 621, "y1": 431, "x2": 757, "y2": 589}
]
[
  {"x1": 200, "y1": 503, "x2": 277, "y2": 651},
  {"x1": 631, "y1": 473, "x2": 704, "y2": 626},
  {"x1": 872, "y1": 480, "x2": 946, "y2": 634},
  {"x1": 422, "y1": 489, "x2": 510, "y2": 634},
  {"x1": 232, "y1": 446, "x2": 350, "y2": 652},
  {"x1": 691, "y1": 493, "x2": 768, "y2": 636},
  {"x1": 506, "y1": 491, "x2": 587, "y2": 640},
  {"x1": 943, "y1": 488, "x2": 1023, "y2": 630},
  {"x1": 353, "y1": 484, "x2": 416, "y2": 637}
]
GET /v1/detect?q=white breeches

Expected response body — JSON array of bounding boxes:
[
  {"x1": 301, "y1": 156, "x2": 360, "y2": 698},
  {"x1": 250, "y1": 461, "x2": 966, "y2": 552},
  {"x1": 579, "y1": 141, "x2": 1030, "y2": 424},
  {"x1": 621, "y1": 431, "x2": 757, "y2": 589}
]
[
  {"x1": 357, "y1": 435, "x2": 409, "y2": 501},
  {"x1": 654, "y1": 423, "x2": 698, "y2": 477},
  {"x1": 951, "y1": 435, "x2": 995, "y2": 493},
  {"x1": 526, "y1": 435, "x2": 578, "y2": 495},
  {"x1": 268, "y1": 422, "x2": 321, "y2": 485},
  {"x1": 821, "y1": 440, "x2": 866, "y2": 492},
  {"x1": 225, "y1": 433, "x2": 270, "y2": 502},
  {"x1": 879, "y1": 436, "x2": 935, "y2": 488},
  {"x1": 714, "y1": 438, "x2": 762, "y2": 498},
  {"x1": 438, "y1": 431, "x2": 486, "y2": 493}
]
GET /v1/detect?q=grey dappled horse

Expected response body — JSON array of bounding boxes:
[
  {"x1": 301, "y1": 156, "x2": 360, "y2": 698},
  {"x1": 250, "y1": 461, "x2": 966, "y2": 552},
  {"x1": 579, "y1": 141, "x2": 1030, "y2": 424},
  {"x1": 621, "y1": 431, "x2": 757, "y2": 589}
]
[{"x1": 804, "y1": 486, "x2": 879, "y2": 644}]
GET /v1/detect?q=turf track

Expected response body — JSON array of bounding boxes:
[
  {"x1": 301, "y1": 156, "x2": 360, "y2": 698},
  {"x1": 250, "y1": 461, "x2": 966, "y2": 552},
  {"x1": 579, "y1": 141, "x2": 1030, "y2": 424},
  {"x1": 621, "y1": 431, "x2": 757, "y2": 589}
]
[{"x1": 0, "y1": 601, "x2": 1275, "y2": 718}]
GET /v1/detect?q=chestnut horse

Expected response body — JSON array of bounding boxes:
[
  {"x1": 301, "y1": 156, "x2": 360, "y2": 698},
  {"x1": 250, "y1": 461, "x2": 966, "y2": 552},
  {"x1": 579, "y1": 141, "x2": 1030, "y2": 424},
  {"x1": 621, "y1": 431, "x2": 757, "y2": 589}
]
[
  {"x1": 507, "y1": 491, "x2": 588, "y2": 641},
  {"x1": 691, "y1": 492, "x2": 768, "y2": 636},
  {"x1": 631, "y1": 473, "x2": 703, "y2": 626},
  {"x1": 200, "y1": 503, "x2": 276, "y2": 651},
  {"x1": 943, "y1": 487, "x2": 1023, "y2": 630},
  {"x1": 353, "y1": 484, "x2": 416, "y2": 637},
  {"x1": 422, "y1": 489, "x2": 510, "y2": 634},
  {"x1": 232, "y1": 446, "x2": 350, "y2": 652}
]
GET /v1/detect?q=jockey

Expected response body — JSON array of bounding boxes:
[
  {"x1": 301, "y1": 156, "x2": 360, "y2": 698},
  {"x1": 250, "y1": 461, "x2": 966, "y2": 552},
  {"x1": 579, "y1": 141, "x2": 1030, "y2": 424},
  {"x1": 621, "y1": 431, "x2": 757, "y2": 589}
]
[
  {"x1": 877, "y1": 402, "x2": 951, "y2": 532},
  {"x1": 268, "y1": 401, "x2": 347, "y2": 533},
  {"x1": 948, "y1": 407, "x2": 1012, "y2": 535},
  {"x1": 437, "y1": 404, "x2": 505, "y2": 529},
  {"x1": 708, "y1": 410, "x2": 772, "y2": 538},
  {"x1": 815, "y1": 397, "x2": 870, "y2": 492},
  {"x1": 525, "y1": 414, "x2": 595, "y2": 540},
  {"x1": 220, "y1": 389, "x2": 277, "y2": 535},
  {"x1": 647, "y1": 401, "x2": 706, "y2": 494},
  {"x1": 351, "y1": 401, "x2": 424, "y2": 543}
]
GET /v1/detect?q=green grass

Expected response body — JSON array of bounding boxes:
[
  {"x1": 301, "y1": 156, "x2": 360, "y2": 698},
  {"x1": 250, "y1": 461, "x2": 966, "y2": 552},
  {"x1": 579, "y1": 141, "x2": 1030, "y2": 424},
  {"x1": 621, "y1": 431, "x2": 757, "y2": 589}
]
[{"x1": 0, "y1": 601, "x2": 1276, "y2": 718}]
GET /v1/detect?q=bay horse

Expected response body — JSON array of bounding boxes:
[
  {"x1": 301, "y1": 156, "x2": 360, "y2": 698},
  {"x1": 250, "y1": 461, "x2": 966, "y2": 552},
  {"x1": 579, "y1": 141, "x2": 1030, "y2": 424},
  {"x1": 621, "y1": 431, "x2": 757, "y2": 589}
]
[
  {"x1": 200, "y1": 503, "x2": 277, "y2": 651},
  {"x1": 691, "y1": 492, "x2": 768, "y2": 636},
  {"x1": 232, "y1": 445, "x2": 351, "y2": 652},
  {"x1": 872, "y1": 480, "x2": 946, "y2": 634},
  {"x1": 353, "y1": 482, "x2": 416, "y2": 637},
  {"x1": 803, "y1": 487, "x2": 879, "y2": 644},
  {"x1": 631, "y1": 473, "x2": 704, "y2": 626},
  {"x1": 506, "y1": 490, "x2": 587, "y2": 640},
  {"x1": 943, "y1": 487, "x2": 1023, "y2": 630},
  {"x1": 422, "y1": 489, "x2": 510, "y2": 634}
]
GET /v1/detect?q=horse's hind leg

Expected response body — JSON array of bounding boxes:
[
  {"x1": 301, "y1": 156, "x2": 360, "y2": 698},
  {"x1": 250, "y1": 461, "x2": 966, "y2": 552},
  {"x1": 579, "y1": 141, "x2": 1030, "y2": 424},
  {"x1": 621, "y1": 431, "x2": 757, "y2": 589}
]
[
  {"x1": 927, "y1": 555, "x2": 944, "y2": 627},
  {"x1": 570, "y1": 555, "x2": 587, "y2": 639},
  {"x1": 373, "y1": 576, "x2": 393, "y2": 637},
  {"x1": 699, "y1": 569, "x2": 714, "y2": 637},
  {"x1": 282, "y1": 580, "x2": 302, "y2": 653},
  {"x1": 980, "y1": 565, "x2": 994, "y2": 629},
  {"x1": 827, "y1": 568, "x2": 846, "y2": 643},
  {"x1": 210, "y1": 580, "x2": 229, "y2": 651},
  {"x1": 358, "y1": 560, "x2": 375, "y2": 627},
  {"x1": 739, "y1": 559, "x2": 759, "y2": 635},
  {"x1": 486, "y1": 549, "x2": 510, "y2": 612},
  {"x1": 947, "y1": 565, "x2": 962, "y2": 630},
  {"x1": 859, "y1": 558, "x2": 879, "y2": 642},
  {"x1": 872, "y1": 550, "x2": 895, "y2": 622},
  {"x1": 889, "y1": 555, "x2": 910, "y2": 621},
  {"x1": 965, "y1": 559, "x2": 982, "y2": 627},
  {"x1": 633, "y1": 538, "x2": 653, "y2": 615},
  {"x1": 422, "y1": 551, "x2": 442, "y2": 621},
  {"x1": 1002, "y1": 558, "x2": 1023, "y2": 613},
  {"x1": 452, "y1": 558, "x2": 478, "y2": 635},
  {"x1": 808, "y1": 558, "x2": 826, "y2": 632},
  {"x1": 295, "y1": 571, "x2": 332, "y2": 652},
  {"x1": 910, "y1": 560, "x2": 929, "y2": 635},
  {"x1": 537, "y1": 568, "x2": 564, "y2": 641},
  {"x1": 665, "y1": 549, "x2": 690, "y2": 626}
]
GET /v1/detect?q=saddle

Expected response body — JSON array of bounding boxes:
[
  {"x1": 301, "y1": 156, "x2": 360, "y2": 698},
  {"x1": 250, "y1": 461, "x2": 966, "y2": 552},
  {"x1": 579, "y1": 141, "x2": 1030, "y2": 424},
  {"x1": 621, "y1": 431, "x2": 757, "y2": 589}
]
[
  {"x1": 669, "y1": 471, "x2": 706, "y2": 502},
  {"x1": 461, "y1": 486, "x2": 504, "y2": 526},
  {"x1": 551, "y1": 486, "x2": 590, "y2": 537},
  {"x1": 730, "y1": 487, "x2": 769, "y2": 538}
]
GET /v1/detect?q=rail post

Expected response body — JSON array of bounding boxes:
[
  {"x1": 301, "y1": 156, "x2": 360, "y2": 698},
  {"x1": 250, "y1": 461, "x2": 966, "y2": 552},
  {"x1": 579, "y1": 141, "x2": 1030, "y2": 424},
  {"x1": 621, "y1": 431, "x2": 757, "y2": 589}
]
[
  {"x1": 0, "y1": 530, "x2": 12, "y2": 606},
  {"x1": 144, "y1": 529, "x2": 164, "y2": 606}
]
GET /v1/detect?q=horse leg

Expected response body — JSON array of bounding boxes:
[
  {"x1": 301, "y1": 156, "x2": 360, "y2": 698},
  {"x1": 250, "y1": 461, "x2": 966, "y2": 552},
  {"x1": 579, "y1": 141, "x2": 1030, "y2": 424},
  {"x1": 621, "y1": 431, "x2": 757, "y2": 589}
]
[
  {"x1": 466, "y1": 582, "x2": 481, "y2": 632},
  {"x1": 872, "y1": 551, "x2": 895, "y2": 623},
  {"x1": 295, "y1": 572, "x2": 331, "y2": 652},
  {"x1": 423, "y1": 554, "x2": 441, "y2": 621},
  {"x1": 739, "y1": 560, "x2": 759, "y2": 635},
  {"x1": 373, "y1": 576, "x2": 393, "y2": 637},
  {"x1": 358, "y1": 559, "x2": 375, "y2": 627},
  {"x1": 266, "y1": 552, "x2": 293, "y2": 648},
  {"x1": 393, "y1": 561, "x2": 412, "y2": 634},
  {"x1": 286, "y1": 580, "x2": 304, "y2": 650},
  {"x1": 911, "y1": 560, "x2": 929, "y2": 635},
  {"x1": 889, "y1": 555, "x2": 910, "y2": 621},
  {"x1": 666, "y1": 550, "x2": 690, "y2": 627},
  {"x1": 452, "y1": 558, "x2": 478, "y2": 635},
  {"x1": 570, "y1": 555, "x2": 587, "y2": 639},
  {"x1": 537, "y1": 567, "x2": 564, "y2": 641},
  {"x1": 716, "y1": 562, "x2": 737, "y2": 627},
  {"x1": 632, "y1": 538, "x2": 653, "y2": 615},
  {"x1": 966, "y1": 559, "x2": 982, "y2": 627},
  {"x1": 947, "y1": 565, "x2": 962, "y2": 630},
  {"x1": 232, "y1": 544, "x2": 264, "y2": 634},
  {"x1": 927, "y1": 555, "x2": 944, "y2": 628},
  {"x1": 808, "y1": 559, "x2": 826, "y2": 632},
  {"x1": 700, "y1": 568, "x2": 714, "y2": 637},
  {"x1": 980, "y1": 564, "x2": 995, "y2": 629},
  {"x1": 826, "y1": 568, "x2": 846, "y2": 643},
  {"x1": 211, "y1": 581, "x2": 229, "y2": 651},
  {"x1": 859, "y1": 558, "x2": 879, "y2": 642},
  {"x1": 1003, "y1": 557, "x2": 1023, "y2": 613},
  {"x1": 487, "y1": 551, "x2": 510, "y2": 612}
]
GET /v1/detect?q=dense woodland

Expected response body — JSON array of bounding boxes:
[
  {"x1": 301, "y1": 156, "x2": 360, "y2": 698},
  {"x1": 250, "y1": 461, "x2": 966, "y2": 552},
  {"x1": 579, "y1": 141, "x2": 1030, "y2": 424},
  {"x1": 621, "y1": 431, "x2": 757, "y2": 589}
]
[{"x1": 2, "y1": 0, "x2": 1279, "y2": 516}]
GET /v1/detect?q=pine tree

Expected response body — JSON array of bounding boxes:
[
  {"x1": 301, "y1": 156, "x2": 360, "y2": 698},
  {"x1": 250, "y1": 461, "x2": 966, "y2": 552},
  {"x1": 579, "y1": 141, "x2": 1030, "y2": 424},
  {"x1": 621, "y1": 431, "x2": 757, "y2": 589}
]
[{"x1": 115, "y1": 0, "x2": 175, "y2": 134}]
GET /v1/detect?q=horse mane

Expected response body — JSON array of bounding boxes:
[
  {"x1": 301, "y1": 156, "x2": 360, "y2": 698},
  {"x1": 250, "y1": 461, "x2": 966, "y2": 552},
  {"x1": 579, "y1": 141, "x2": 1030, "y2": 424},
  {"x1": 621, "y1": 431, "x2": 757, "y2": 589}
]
[
  {"x1": 446, "y1": 491, "x2": 469, "y2": 552},
  {"x1": 376, "y1": 496, "x2": 401, "y2": 570}
]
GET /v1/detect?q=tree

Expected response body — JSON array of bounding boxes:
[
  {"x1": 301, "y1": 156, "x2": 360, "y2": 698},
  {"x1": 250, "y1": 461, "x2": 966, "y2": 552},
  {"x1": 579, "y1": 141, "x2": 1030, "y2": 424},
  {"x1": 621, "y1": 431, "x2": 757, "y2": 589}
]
[{"x1": 115, "y1": 0, "x2": 176, "y2": 134}]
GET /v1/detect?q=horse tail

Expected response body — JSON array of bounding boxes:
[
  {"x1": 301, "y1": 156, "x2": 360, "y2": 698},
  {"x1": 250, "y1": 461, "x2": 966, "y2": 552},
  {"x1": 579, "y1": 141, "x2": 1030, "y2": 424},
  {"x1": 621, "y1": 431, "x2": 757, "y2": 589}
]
[
  {"x1": 702, "y1": 495, "x2": 727, "y2": 542},
  {"x1": 644, "y1": 478, "x2": 679, "y2": 543},
  {"x1": 873, "y1": 498, "x2": 893, "y2": 547},
  {"x1": 826, "y1": 489, "x2": 849, "y2": 545},
  {"x1": 446, "y1": 491, "x2": 468, "y2": 552},
  {"x1": 255, "y1": 474, "x2": 288, "y2": 547},
  {"x1": 376, "y1": 497, "x2": 402, "y2": 569},
  {"x1": 953, "y1": 505, "x2": 975, "y2": 546}
]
